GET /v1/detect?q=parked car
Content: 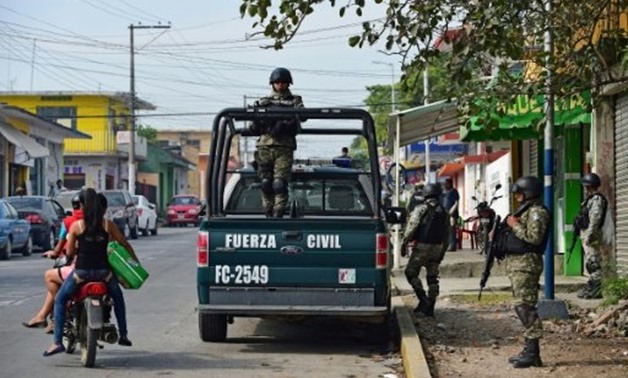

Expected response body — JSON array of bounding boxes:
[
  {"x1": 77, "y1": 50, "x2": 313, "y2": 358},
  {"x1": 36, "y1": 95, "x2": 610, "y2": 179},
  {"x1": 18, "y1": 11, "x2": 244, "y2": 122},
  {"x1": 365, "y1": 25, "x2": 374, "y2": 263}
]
[
  {"x1": 166, "y1": 194, "x2": 201, "y2": 227},
  {"x1": 132, "y1": 195, "x2": 158, "y2": 236},
  {"x1": 6, "y1": 196, "x2": 65, "y2": 250},
  {"x1": 101, "y1": 190, "x2": 139, "y2": 239},
  {"x1": 0, "y1": 199, "x2": 33, "y2": 259},
  {"x1": 53, "y1": 190, "x2": 80, "y2": 215}
]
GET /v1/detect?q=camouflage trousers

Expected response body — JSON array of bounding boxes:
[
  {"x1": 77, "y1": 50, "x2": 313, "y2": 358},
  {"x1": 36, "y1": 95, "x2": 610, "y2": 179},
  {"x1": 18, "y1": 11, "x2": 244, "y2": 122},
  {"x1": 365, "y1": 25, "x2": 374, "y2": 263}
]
[
  {"x1": 255, "y1": 146, "x2": 294, "y2": 214},
  {"x1": 505, "y1": 252, "x2": 544, "y2": 340},
  {"x1": 404, "y1": 244, "x2": 444, "y2": 300},
  {"x1": 582, "y1": 242, "x2": 602, "y2": 284}
]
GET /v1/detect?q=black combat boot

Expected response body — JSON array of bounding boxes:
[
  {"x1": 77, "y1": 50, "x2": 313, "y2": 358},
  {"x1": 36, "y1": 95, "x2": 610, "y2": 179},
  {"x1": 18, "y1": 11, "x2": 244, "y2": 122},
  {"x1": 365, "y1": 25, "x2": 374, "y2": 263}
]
[
  {"x1": 413, "y1": 291, "x2": 428, "y2": 314},
  {"x1": 511, "y1": 339, "x2": 542, "y2": 368},
  {"x1": 508, "y1": 341, "x2": 529, "y2": 364},
  {"x1": 582, "y1": 281, "x2": 602, "y2": 299},
  {"x1": 421, "y1": 298, "x2": 436, "y2": 317},
  {"x1": 577, "y1": 281, "x2": 594, "y2": 298}
]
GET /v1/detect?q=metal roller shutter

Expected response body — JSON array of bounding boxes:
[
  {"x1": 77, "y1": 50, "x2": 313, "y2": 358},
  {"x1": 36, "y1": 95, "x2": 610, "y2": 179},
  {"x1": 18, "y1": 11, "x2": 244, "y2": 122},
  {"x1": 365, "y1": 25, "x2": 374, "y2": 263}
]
[
  {"x1": 615, "y1": 93, "x2": 628, "y2": 275},
  {"x1": 529, "y1": 139, "x2": 539, "y2": 177}
]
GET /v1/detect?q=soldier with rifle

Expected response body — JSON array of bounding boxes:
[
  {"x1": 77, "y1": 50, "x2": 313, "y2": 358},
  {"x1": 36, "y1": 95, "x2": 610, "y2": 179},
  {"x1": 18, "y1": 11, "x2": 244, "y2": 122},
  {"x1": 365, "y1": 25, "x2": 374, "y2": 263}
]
[
  {"x1": 479, "y1": 176, "x2": 550, "y2": 368},
  {"x1": 248, "y1": 67, "x2": 304, "y2": 218},
  {"x1": 572, "y1": 173, "x2": 608, "y2": 299}
]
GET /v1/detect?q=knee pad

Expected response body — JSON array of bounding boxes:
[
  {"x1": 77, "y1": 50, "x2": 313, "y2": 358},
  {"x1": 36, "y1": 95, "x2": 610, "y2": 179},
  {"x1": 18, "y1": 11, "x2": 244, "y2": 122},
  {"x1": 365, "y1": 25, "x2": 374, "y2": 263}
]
[
  {"x1": 272, "y1": 178, "x2": 288, "y2": 195},
  {"x1": 586, "y1": 260, "x2": 601, "y2": 274},
  {"x1": 514, "y1": 304, "x2": 538, "y2": 328},
  {"x1": 426, "y1": 275, "x2": 439, "y2": 286},
  {"x1": 261, "y1": 178, "x2": 274, "y2": 197}
]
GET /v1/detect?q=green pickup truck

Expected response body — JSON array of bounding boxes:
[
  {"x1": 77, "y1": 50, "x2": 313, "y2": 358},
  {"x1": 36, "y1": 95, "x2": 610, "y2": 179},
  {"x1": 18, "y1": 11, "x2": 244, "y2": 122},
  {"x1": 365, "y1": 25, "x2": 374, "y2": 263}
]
[{"x1": 196, "y1": 107, "x2": 404, "y2": 342}]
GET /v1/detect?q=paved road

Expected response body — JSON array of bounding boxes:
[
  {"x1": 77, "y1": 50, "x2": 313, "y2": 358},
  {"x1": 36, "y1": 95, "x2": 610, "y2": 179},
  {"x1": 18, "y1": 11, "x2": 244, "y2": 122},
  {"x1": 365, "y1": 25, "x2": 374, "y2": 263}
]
[{"x1": 0, "y1": 227, "x2": 400, "y2": 377}]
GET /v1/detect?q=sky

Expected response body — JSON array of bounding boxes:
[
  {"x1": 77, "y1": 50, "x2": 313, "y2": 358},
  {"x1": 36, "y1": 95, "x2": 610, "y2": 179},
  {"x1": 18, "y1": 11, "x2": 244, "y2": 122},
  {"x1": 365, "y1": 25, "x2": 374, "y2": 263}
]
[{"x1": 0, "y1": 0, "x2": 397, "y2": 134}]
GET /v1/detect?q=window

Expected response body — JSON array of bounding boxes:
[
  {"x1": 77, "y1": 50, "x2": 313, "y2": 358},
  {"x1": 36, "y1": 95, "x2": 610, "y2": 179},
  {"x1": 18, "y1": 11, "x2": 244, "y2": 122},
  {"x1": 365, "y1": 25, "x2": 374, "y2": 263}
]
[
  {"x1": 226, "y1": 173, "x2": 373, "y2": 215},
  {"x1": 187, "y1": 140, "x2": 200, "y2": 148},
  {"x1": 36, "y1": 106, "x2": 77, "y2": 129}
]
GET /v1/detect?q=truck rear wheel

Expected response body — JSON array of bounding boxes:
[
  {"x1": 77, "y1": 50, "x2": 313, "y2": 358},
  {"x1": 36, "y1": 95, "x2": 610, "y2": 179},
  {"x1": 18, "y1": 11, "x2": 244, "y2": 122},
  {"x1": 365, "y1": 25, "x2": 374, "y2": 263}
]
[{"x1": 199, "y1": 313, "x2": 227, "y2": 342}]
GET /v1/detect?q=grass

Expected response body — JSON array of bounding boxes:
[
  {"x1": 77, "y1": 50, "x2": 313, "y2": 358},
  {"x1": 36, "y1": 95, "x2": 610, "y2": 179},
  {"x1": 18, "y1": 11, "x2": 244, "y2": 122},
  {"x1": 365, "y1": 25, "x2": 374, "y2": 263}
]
[
  {"x1": 602, "y1": 276, "x2": 628, "y2": 306},
  {"x1": 446, "y1": 292, "x2": 512, "y2": 306}
]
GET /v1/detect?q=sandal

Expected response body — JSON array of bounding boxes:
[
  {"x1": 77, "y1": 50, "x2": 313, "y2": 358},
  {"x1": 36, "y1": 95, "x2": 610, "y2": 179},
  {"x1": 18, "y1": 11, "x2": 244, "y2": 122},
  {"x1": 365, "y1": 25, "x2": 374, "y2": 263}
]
[
  {"x1": 22, "y1": 320, "x2": 48, "y2": 328},
  {"x1": 43, "y1": 344, "x2": 65, "y2": 357}
]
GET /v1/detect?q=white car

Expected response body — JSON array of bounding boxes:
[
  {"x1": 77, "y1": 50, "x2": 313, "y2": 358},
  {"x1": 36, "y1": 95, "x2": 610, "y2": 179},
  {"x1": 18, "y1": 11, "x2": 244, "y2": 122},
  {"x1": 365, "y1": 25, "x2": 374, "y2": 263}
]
[{"x1": 132, "y1": 195, "x2": 158, "y2": 236}]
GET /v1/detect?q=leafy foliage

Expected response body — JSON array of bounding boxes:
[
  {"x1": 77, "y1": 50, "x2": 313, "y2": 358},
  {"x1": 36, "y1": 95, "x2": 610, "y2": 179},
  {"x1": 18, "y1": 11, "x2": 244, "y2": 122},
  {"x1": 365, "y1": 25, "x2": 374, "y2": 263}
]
[
  {"x1": 358, "y1": 58, "x2": 452, "y2": 153},
  {"x1": 137, "y1": 124, "x2": 157, "y2": 141},
  {"x1": 239, "y1": 0, "x2": 628, "y2": 130},
  {"x1": 602, "y1": 276, "x2": 628, "y2": 305}
]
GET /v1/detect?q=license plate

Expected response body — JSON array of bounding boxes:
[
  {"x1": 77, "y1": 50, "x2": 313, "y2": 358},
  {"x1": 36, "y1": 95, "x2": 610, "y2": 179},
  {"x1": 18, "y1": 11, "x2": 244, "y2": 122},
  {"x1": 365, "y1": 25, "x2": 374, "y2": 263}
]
[
  {"x1": 177, "y1": 214, "x2": 184, "y2": 220},
  {"x1": 480, "y1": 218, "x2": 490, "y2": 224}
]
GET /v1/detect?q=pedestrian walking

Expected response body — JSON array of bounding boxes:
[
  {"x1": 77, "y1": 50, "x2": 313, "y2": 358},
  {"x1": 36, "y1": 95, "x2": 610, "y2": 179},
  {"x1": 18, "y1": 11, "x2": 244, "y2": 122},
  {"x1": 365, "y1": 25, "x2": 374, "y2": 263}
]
[
  {"x1": 401, "y1": 183, "x2": 450, "y2": 317},
  {"x1": 442, "y1": 178, "x2": 459, "y2": 251}
]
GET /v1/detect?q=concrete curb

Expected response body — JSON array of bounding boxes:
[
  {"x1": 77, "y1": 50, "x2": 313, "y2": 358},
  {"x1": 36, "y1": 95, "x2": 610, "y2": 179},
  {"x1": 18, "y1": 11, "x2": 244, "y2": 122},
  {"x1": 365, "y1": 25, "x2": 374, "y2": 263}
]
[{"x1": 393, "y1": 296, "x2": 432, "y2": 378}]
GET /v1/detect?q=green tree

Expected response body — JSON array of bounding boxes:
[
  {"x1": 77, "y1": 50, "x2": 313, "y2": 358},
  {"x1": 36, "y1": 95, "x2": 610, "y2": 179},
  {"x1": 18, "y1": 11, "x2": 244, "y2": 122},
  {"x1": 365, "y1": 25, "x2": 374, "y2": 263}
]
[
  {"x1": 137, "y1": 124, "x2": 157, "y2": 141},
  {"x1": 239, "y1": 0, "x2": 628, "y2": 130},
  {"x1": 357, "y1": 58, "x2": 452, "y2": 153}
]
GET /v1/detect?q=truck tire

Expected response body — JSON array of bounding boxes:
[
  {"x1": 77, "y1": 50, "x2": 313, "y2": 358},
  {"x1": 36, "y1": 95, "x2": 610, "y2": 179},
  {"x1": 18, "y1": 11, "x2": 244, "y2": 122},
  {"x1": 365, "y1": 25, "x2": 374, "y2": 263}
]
[{"x1": 199, "y1": 313, "x2": 227, "y2": 342}]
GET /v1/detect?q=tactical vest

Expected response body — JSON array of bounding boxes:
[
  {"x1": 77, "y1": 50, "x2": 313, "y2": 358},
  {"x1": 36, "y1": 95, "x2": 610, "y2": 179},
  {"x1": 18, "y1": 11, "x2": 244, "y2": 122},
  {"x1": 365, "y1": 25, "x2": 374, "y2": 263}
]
[
  {"x1": 501, "y1": 204, "x2": 550, "y2": 255},
  {"x1": 575, "y1": 193, "x2": 607, "y2": 230},
  {"x1": 412, "y1": 202, "x2": 448, "y2": 245}
]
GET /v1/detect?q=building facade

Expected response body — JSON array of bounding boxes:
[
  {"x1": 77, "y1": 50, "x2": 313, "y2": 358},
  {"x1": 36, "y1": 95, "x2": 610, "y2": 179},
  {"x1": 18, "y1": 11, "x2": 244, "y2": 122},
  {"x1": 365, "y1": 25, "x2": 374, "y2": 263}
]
[{"x1": 0, "y1": 92, "x2": 153, "y2": 192}]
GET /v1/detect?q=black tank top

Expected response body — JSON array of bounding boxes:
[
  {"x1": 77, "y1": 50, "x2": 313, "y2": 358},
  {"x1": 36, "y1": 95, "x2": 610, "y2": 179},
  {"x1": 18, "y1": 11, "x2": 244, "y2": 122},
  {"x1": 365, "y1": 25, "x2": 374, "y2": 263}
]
[{"x1": 74, "y1": 223, "x2": 110, "y2": 270}]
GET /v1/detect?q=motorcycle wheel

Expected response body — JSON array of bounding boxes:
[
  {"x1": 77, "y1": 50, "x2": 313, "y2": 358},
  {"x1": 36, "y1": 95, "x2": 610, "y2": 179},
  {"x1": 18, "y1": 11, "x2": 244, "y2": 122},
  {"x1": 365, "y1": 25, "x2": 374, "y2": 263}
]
[
  {"x1": 64, "y1": 317, "x2": 77, "y2": 354},
  {"x1": 79, "y1": 307, "x2": 98, "y2": 368}
]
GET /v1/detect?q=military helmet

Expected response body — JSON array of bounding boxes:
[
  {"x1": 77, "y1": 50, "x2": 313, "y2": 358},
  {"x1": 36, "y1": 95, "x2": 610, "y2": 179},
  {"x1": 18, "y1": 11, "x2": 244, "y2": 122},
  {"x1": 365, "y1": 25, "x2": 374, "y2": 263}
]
[
  {"x1": 581, "y1": 172, "x2": 601, "y2": 188},
  {"x1": 71, "y1": 192, "x2": 82, "y2": 210},
  {"x1": 510, "y1": 176, "x2": 543, "y2": 200},
  {"x1": 269, "y1": 67, "x2": 293, "y2": 85},
  {"x1": 422, "y1": 183, "x2": 442, "y2": 199}
]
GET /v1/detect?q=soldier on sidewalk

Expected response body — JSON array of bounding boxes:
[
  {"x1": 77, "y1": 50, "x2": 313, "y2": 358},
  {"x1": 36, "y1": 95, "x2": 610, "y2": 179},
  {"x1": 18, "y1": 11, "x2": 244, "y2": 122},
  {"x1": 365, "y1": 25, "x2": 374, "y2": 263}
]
[
  {"x1": 401, "y1": 183, "x2": 450, "y2": 317},
  {"x1": 504, "y1": 176, "x2": 550, "y2": 368},
  {"x1": 576, "y1": 173, "x2": 608, "y2": 299}
]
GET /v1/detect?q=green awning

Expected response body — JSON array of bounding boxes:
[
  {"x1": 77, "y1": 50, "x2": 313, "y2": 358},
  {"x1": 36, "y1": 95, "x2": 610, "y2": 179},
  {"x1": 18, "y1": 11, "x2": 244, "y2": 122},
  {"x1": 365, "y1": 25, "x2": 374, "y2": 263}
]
[{"x1": 460, "y1": 92, "x2": 591, "y2": 142}]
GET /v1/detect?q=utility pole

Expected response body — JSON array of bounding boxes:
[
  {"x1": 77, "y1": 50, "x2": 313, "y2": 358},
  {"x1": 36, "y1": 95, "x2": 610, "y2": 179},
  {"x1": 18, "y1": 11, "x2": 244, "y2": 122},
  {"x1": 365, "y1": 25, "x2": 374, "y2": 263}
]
[
  {"x1": 129, "y1": 23, "x2": 170, "y2": 195},
  {"x1": 374, "y1": 60, "x2": 402, "y2": 269},
  {"x1": 423, "y1": 65, "x2": 430, "y2": 183},
  {"x1": 538, "y1": 0, "x2": 568, "y2": 320}
]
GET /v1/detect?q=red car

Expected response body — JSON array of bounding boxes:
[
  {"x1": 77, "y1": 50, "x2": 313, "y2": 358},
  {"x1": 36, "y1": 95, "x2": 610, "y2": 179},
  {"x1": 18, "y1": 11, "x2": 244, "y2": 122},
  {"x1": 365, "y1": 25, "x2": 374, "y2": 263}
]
[{"x1": 166, "y1": 195, "x2": 201, "y2": 227}]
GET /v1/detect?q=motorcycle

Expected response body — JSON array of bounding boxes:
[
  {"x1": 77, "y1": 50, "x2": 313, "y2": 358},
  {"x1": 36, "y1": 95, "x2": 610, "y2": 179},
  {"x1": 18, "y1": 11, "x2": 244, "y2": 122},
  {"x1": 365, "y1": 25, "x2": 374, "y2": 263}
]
[
  {"x1": 63, "y1": 281, "x2": 118, "y2": 367},
  {"x1": 466, "y1": 184, "x2": 502, "y2": 253}
]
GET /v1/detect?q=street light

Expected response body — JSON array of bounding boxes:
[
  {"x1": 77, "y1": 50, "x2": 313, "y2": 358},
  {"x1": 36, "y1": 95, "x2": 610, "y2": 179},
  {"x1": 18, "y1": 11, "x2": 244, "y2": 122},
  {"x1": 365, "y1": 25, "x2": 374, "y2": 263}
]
[{"x1": 373, "y1": 61, "x2": 396, "y2": 111}]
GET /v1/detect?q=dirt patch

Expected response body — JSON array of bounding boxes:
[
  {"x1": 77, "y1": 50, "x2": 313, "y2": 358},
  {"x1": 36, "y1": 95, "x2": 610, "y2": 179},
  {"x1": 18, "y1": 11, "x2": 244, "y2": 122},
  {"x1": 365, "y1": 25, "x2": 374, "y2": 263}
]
[{"x1": 402, "y1": 293, "x2": 628, "y2": 378}]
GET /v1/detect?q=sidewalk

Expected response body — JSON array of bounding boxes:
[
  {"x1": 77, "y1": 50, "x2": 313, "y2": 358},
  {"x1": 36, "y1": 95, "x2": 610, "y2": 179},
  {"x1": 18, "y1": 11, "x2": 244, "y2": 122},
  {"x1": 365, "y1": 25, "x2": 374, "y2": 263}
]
[{"x1": 391, "y1": 246, "x2": 592, "y2": 378}]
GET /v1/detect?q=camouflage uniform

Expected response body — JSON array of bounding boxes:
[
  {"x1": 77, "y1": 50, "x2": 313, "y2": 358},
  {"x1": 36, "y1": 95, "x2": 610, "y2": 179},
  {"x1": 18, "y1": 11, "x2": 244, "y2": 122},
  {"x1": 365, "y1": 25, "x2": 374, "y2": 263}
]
[
  {"x1": 579, "y1": 193, "x2": 606, "y2": 288},
  {"x1": 505, "y1": 200, "x2": 550, "y2": 340},
  {"x1": 401, "y1": 198, "x2": 450, "y2": 310},
  {"x1": 254, "y1": 88, "x2": 304, "y2": 216}
]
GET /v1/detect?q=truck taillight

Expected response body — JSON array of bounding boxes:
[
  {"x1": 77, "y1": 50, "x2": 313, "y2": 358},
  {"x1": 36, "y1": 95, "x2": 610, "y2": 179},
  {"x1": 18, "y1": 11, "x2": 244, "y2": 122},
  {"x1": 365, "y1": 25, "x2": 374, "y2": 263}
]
[
  {"x1": 375, "y1": 233, "x2": 388, "y2": 269},
  {"x1": 197, "y1": 231, "x2": 209, "y2": 267}
]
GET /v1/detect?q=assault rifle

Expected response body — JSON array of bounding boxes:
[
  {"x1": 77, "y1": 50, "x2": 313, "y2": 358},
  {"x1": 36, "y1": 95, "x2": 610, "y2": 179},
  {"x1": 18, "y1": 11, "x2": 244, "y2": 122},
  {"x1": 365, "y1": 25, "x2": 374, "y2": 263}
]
[
  {"x1": 247, "y1": 97, "x2": 301, "y2": 137},
  {"x1": 566, "y1": 220, "x2": 582, "y2": 264},
  {"x1": 478, "y1": 202, "x2": 532, "y2": 300},
  {"x1": 478, "y1": 215, "x2": 504, "y2": 301}
]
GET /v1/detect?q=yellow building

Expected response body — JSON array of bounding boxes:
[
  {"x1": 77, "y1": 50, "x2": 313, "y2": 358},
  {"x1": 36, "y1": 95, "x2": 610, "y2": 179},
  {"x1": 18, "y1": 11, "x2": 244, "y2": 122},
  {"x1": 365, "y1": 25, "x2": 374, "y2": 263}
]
[
  {"x1": 0, "y1": 103, "x2": 89, "y2": 197},
  {"x1": 0, "y1": 92, "x2": 154, "y2": 191}
]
